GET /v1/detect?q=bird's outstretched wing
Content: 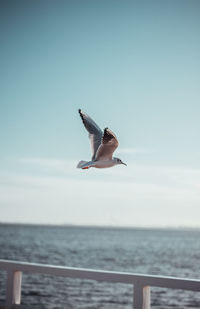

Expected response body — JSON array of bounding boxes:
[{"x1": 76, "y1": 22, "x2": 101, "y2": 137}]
[
  {"x1": 95, "y1": 128, "x2": 119, "y2": 160},
  {"x1": 79, "y1": 109, "x2": 103, "y2": 160}
]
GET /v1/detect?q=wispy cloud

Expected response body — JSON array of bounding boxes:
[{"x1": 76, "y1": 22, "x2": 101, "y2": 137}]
[
  {"x1": 15, "y1": 156, "x2": 200, "y2": 189},
  {"x1": 1, "y1": 157, "x2": 200, "y2": 227},
  {"x1": 19, "y1": 157, "x2": 77, "y2": 172}
]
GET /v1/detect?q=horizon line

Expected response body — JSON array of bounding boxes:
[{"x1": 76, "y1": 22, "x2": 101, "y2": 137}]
[{"x1": 1, "y1": 221, "x2": 200, "y2": 232}]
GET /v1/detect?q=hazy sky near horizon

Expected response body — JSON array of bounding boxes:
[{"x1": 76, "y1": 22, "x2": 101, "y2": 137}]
[{"x1": 1, "y1": 0, "x2": 200, "y2": 227}]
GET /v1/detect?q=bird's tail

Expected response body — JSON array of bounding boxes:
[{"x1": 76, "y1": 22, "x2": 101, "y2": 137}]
[{"x1": 76, "y1": 160, "x2": 89, "y2": 168}]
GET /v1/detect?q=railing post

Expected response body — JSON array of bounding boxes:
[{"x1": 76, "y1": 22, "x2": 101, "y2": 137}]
[
  {"x1": 5, "y1": 270, "x2": 22, "y2": 309},
  {"x1": 133, "y1": 283, "x2": 150, "y2": 309},
  {"x1": 143, "y1": 286, "x2": 150, "y2": 309}
]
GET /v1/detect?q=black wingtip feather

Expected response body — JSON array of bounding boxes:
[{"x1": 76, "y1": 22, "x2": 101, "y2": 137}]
[
  {"x1": 78, "y1": 109, "x2": 83, "y2": 118},
  {"x1": 78, "y1": 109, "x2": 85, "y2": 124},
  {"x1": 102, "y1": 127, "x2": 114, "y2": 144},
  {"x1": 104, "y1": 128, "x2": 109, "y2": 135}
]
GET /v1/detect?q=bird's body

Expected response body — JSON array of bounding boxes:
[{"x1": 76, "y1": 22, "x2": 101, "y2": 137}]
[
  {"x1": 77, "y1": 109, "x2": 126, "y2": 169},
  {"x1": 94, "y1": 159, "x2": 118, "y2": 168},
  {"x1": 77, "y1": 159, "x2": 120, "y2": 169}
]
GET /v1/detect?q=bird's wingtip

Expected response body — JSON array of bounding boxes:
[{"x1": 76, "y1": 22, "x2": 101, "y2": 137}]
[{"x1": 78, "y1": 109, "x2": 85, "y2": 122}]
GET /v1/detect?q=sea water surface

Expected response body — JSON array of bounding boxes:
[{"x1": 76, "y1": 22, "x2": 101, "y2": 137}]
[{"x1": 0, "y1": 224, "x2": 200, "y2": 308}]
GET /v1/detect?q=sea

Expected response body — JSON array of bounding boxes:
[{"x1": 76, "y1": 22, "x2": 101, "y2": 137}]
[{"x1": 0, "y1": 224, "x2": 200, "y2": 309}]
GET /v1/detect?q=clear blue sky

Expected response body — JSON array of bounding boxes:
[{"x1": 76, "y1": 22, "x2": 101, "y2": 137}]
[{"x1": 1, "y1": 0, "x2": 200, "y2": 227}]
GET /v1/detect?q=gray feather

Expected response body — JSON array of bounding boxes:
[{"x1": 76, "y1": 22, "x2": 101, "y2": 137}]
[{"x1": 79, "y1": 109, "x2": 103, "y2": 160}]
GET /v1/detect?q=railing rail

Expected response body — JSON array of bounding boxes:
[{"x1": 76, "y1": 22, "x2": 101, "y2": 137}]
[{"x1": 0, "y1": 259, "x2": 200, "y2": 309}]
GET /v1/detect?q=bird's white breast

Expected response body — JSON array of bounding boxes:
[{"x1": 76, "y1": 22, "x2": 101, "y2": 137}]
[{"x1": 93, "y1": 160, "x2": 115, "y2": 168}]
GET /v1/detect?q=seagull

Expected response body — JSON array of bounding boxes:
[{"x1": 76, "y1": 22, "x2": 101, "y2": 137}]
[{"x1": 77, "y1": 109, "x2": 127, "y2": 169}]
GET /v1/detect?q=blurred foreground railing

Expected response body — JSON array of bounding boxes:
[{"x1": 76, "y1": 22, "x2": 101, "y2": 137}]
[{"x1": 0, "y1": 259, "x2": 200, "y2": 309}]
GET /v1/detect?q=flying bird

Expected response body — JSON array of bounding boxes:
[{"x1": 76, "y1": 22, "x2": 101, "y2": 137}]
[{"x1": 77, "y1": 109, "x2": 127, "y2": 169}]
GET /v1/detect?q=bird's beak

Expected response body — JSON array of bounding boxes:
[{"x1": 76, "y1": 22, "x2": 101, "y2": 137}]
[{"x1": 122, "y1": 162, "x2": 127, "y2": 166}]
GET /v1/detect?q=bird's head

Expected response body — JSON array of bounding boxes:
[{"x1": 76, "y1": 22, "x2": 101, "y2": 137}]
[{"x1": 114, "y1": 157, "x2": 127, "y2": 166}]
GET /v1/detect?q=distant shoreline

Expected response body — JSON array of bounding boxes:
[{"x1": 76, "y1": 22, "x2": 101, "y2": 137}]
[{"x1": 0, "y1": 221, "x2": 200, "y2": 232}]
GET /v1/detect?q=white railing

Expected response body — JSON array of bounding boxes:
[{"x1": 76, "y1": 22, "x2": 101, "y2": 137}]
[{"x1": 0, "y1": 259, "x2": 200, "y2": 309}]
